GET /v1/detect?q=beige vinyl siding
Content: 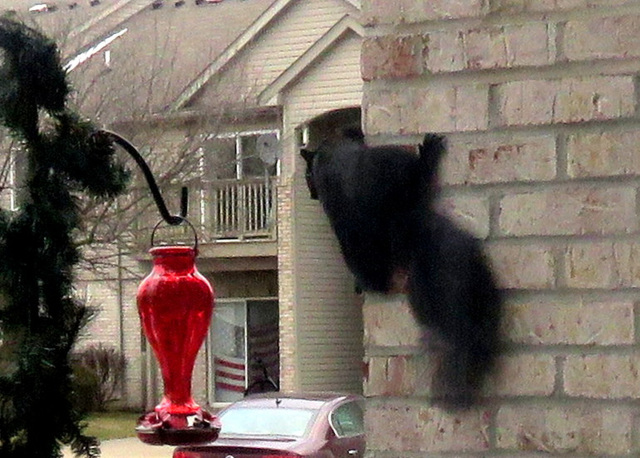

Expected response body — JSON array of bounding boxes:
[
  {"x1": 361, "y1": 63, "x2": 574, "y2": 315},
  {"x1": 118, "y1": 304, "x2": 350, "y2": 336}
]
[
  {"x1": 284, "y1": 34, "x2": 362, "y2": 127},
  {"x1": 281, "y1": 33, "x2": 364, "y2": 393},
  {"x1": 295, "y1": 182, "x2": 363, "y2": 392},
  {"x1": 191, "y1": 0, "x2": 358, "y2": 109}
]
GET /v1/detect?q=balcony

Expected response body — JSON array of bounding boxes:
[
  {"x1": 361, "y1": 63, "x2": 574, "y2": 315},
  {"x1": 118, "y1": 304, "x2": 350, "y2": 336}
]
[
  {"x1": 204, "y1": 178, "x2": 276, "y2": 241},
  {"x1": 136, "y1": 178, "x2": 277, "y2": 261}
]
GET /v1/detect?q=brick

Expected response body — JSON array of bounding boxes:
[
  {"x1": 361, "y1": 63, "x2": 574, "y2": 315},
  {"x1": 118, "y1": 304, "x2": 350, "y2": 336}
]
[
  {"x1": 423, "y1": 30, "x2": 466, "y2": 73},
  {"x1": 564, "y1": 241, "x2": 615, "y2": 288},
  {"x1": 438, "y1": 195, "x2": 490, "y2": 239},
  {"x1": 486, "y1": 242, "x2": 555, "y2": 289},
  {"x1": 277, "y1": 183, "x2": 297, "y2": 392},
  {"x1": 491, "y1": 354, "x2": 556, "y2": 396},
  {"x1": 363, "y1": 90, "x2": 403, "y2": 136},
  {"x1": 564, "y1": 15, "x2": 640, "y2": 61},
  {"x1": 491, "y1": 0, "x2": 579, "y2": 13},
  {"x1": 498, "y1": 186, "x2": 637, "y2": 236},
  {"x1": 443, "y1": 134, "x2": 556, "y2": 185},
  {"x1": 565, "y1": 354, "x2": 640, "y2": 398},
  {"x1": 404, "y1": 84, "x2": 489, "y2": 133},
  {"x1": 364, "y1": 352, "x2": 558, "y2": 399},
  {"x1": 504, "y1": 300, "x2": 635, "y2": 346},
  {"x1": 365, "y1": 353, "x2": 453, "y2": 398},
  {"x1": 364, "y1": 354, "x2": 434, "y2": 397},
  {"x1": 567, "y1": 128, "x2": 640, "y2": 177},
  {"x1": 496, "y1": 79, "x2": 555, "y2": 126},
  {"x1": 78, "y1": 243, "x2": 121, "y2": 280},
  {"x1": 491, "y1": 0, "x2": 630, "y2": 13},
  {"x1": 493, "y1": 23, "x2": 552, "y2": 68},
  {"x1": 122, "y1": 280, "x2": 144, "y2": 407},
  {"x1": 364, "y1": 356, "x2": 414, "y2": 396},
  {"x1": 366, "y1": 400, "x2": 491, "y2": 452},
  {"x1": 81, "y1": 280, "x2": 120, "y2": 344},
  {"x1": 553, "y1": 77, "x2": 635, "y2": 123},
  {"x1": 427, "y1": 24, "x2": 551, "y2": 73},
  {"x1": 365, "y1": 84, "x2": 489, "y2": 135},
  {"x1": 612, "y1": 242, "x2": 640, "y2": 287},
  {"x1": 495, "y1": 76, "x2": 635, "y2": 126},
  {"x1": 421, "y1": 0, "x2": 486, "y2": 21},
  {"x1": 362, "y1": 35, "x2": 426, "y2": 81},
  {"x1": 587, "y1": 0, "x2": 636, "y2": 5},
  {"x1": 459, "y1": 27, "x2": 506, "y2": 70},
  {"x1": 496, "y1": 404, "x2": 635, "y2": 454},
  {"x1": 564, "y1": 240, "x2": 640, "y2": 288},
  {"x1": 364, "y1": 294, "x2": 422, "y2": 347},
  {"x1": 362, "y1": 0, "x2": 400, "y2": 25},
  {"x1": 405, "y1": 87, "x2": 457, "y2": 133},
  {"x1": 363, "y1": 0, "x2": 485, "y2": 25},
  {"x1": 453, "y1": 84, "x2": 491, "y2": 131}
]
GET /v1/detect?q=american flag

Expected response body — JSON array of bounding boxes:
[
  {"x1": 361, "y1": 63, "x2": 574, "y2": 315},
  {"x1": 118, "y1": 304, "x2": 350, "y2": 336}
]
[
  {"x1": 247, "y1": 321, "x2": 279, "y2": 387},
  {"x1": 214, "y1": 356, "x2": 246, "y2": 392},
  {"x1": 214, "y1": 318, "x2": 279, "y2": 395}
]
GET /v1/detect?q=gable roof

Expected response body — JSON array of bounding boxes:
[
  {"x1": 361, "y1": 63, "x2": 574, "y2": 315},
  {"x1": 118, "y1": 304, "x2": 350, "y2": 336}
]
[
  {"x1": 257, "y1": 13, "x2": 362, "y2": 106},
  {"x1": 170, "y1": 0, "x2": 359, "y2": 111},
  {"x1": 1, "y1": 0, "x2": 361, "y2": 123},
  {"x1": 66, "y1": 0, "x2": 152, "y2": 53},
  {"x1": 0, "y1": 0, "x2": 147, "y2": 55},
  {"x1": 63, "y1": 0, "x2": 276, "y2": 123}
]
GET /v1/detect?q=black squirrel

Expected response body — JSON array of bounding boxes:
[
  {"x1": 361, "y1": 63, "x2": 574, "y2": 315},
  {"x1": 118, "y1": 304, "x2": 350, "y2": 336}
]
[{"x1": 301, "y1": 130, "x2": 503, "y2": 409}]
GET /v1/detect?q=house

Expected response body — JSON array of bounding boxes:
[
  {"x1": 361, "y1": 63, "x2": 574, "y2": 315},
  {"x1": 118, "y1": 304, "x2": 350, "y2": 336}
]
[
  {"x1": 5, "y1": 1, "x2": 639, "y2": 455},
  {"x1": 1, "y1": 0, "x2": 365, "y2": 409}
]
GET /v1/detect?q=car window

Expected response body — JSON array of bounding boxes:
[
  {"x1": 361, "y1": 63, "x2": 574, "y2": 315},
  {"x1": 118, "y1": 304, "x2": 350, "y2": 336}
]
[
  {"x1": 220, "y1": 407, "x2": 317, "y2": 438},
  {"x1": 330, "y1": 401, "x2": 364, "y2": 438}
]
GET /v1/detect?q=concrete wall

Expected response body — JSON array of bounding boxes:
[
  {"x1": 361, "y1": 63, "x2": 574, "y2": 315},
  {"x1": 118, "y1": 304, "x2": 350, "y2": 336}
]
[{"x1": 361, "y1": 1, "x2": 640, "y2": 456}]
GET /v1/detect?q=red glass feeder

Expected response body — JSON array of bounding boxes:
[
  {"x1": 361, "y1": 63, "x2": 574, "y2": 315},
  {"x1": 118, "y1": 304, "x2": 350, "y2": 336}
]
[
  {"x1": 95, "y1": 131, "x2": 221, "y2": 446},
  {"x1": 135, "y1": 239, "x2": 221, "y2": 445}
]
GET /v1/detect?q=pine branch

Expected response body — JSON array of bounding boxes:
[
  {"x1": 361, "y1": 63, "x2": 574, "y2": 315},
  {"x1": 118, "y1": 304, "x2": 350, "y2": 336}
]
[{"x1": 0, "y1": 17, "x2": 129, "y2": 458}]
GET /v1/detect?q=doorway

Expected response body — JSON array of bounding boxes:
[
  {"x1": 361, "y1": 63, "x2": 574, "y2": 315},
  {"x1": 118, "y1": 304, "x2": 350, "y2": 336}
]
[{"x1": 208, "y1": 298, "x2": 279, "y2": 403}]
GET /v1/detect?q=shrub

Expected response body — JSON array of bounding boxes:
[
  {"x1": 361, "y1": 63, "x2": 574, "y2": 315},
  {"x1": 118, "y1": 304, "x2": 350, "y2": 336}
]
[
  {"x1": 72, "y1": 344, "x2": 126, "y2": 411},
  {"x1": 71, "y1": 363, "x2": 100, "y2": 415}
]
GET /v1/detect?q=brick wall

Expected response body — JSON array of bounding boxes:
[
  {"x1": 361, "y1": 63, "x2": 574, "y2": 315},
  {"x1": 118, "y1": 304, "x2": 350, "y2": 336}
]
[
  {"x1": 277, "y1": 175, "x2": 299, "y2": 391},
  {"x1": 361, "y1": 1, "x2": 640, "y2": 455}
]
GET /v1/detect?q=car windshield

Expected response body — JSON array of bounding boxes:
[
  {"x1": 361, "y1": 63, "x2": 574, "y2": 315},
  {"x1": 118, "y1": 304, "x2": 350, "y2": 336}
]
[{"x1": 220, "y1": 407, "x2": 318, "y2": 438}]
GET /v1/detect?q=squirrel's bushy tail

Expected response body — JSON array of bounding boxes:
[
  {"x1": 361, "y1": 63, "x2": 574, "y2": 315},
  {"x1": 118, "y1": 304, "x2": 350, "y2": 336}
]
[
  {"x1": 409, "y1": 132, "x2": 503, "y2": 409},
  {"x1": 407, "y1": 213, "x2": 503, "y2": 409}
]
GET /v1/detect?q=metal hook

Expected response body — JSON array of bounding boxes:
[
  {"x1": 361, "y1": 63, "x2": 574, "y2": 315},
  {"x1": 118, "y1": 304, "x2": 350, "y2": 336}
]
[
  {"x1": 150, "y1": 216, "x2": 198, "y2": 251},
  {"x1": 97, "y1": 129, "x2": 188, "y2": 226}
]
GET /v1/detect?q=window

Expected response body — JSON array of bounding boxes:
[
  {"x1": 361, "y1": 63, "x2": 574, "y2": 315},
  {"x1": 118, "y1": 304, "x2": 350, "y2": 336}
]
[
  {"x1": 220, "y1": 407, "x2": 317, "y2": 438},
  {"x1": 199, "y1": 130, "x2": 279, "y2": 240},
  {"x1": 202, "y1": 136, "x2": 236, "y2": 180},
  {"x1": 209, "y1": 299, "x2": 279, "y2": 403},
  {"x1": 201, "y1": 130, "x2": 279, "y2": 181},
  {"x1": 330, "y1": 401, "x2": 364, "y2": 438}
]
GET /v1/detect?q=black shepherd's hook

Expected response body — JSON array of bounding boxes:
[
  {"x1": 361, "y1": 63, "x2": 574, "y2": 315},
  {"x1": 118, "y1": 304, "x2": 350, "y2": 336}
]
[{"x1": 98, "y1": 130, "x2": 188, "y2": 226}]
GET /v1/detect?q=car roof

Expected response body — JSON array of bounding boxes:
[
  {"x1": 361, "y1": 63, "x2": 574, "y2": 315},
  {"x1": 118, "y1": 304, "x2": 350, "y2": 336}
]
[{"x1": 223, "y1": 392, "x2": 361, "y2": 411}]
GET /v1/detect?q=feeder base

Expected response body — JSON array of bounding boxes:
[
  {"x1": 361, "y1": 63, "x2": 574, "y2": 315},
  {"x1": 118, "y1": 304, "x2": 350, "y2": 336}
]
[{"x1": 136, "y1": 409, "x2": 221, "y2": 446}]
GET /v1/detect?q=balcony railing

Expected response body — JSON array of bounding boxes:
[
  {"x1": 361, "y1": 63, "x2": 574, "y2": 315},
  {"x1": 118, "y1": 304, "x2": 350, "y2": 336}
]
[
  {"x1": 136, "y1": 178, "x2": 277, "y2": 245},
  {"x1": 204, "y1": 178, "x2": 276, "y2": 241}
]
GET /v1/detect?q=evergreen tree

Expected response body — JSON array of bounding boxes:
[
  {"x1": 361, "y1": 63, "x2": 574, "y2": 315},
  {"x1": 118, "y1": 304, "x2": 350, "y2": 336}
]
[{"x1": 0, "y1": 17, "x2": 129, "y2": 457}]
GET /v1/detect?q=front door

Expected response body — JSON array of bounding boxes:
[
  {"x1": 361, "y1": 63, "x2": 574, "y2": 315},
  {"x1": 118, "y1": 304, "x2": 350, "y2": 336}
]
[
  {"x1": 210, "y1": 299, "x2": 247, "y2": 402},
  {"x1": 209, "y1": 299, "x2": 279, "y2": 404}
]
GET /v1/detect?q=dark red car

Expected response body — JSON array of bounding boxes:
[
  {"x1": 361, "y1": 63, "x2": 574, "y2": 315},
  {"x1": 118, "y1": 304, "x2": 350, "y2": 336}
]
[{"x1": 173, "y1": 392, "x2": 365, "y2": 458}]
